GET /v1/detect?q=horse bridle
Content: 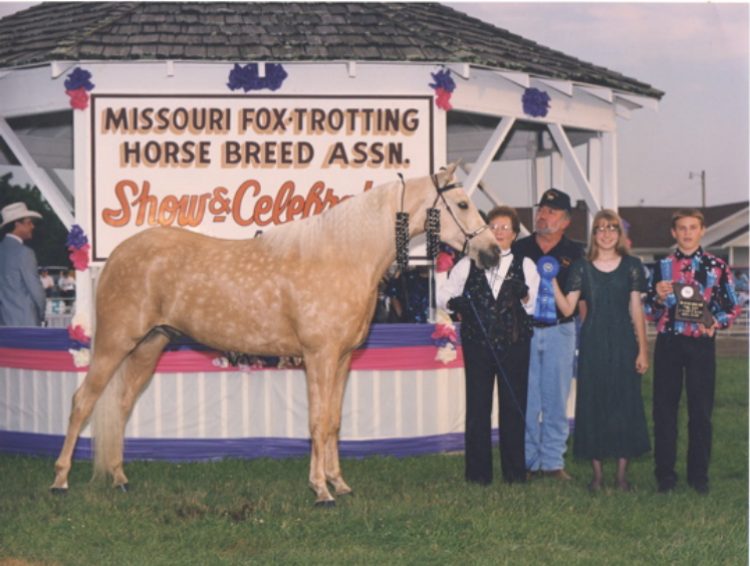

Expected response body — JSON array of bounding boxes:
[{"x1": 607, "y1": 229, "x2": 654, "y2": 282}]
[
  {"x1": 395, "y1": 172, "x2": 489, "y2": 267},
  {"x1": 429, "y1": 173, "x2": 489, "y2": 249},
  {"x1": 392, "y1": 171, "x2": 490, "y2": 318}
]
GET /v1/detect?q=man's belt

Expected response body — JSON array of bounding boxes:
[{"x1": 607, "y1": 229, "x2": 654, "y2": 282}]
[{"x1": 532, "y1": 317, "x2": 575, "y2": 328}]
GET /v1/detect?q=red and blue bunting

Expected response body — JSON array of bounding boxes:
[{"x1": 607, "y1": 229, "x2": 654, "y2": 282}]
[
  {"x1": 227, "y1": 63, "x2": 288, "y2": 92},
  {"x1": 0, "y1": 324, "x2": 465, "y2": 373},
  {"x1": 64, "y1": 67, "x2": 95, "y2": 110},
  {"x1": 429, "y1": 68, "x2": 456, "y2": 111},
  {"x1": 521, "y1": 87, "x2": 551, "y2": 118}
]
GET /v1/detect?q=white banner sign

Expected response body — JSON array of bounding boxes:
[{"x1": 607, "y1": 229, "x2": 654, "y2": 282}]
[{"x1": 90, "y1": 95, "x2": 434, "y2": 261}]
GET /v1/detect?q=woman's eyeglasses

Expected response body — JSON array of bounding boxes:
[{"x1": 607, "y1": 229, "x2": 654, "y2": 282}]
[
  {"x1": 593, "y1": 224, "x2": 620, "y2": 234},
  {"x1": 489, "y1": 223, "x2": 513, "y2": 232}
]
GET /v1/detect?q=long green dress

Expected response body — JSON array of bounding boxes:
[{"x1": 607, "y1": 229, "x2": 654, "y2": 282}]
[{"x1": 567, "y1": 255, "x2": 650, "y2": 460}]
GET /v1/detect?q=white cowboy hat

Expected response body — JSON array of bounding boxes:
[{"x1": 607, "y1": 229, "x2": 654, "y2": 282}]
[{"x1": 1, "y1": 202, "x2": 42, "y2": 228}]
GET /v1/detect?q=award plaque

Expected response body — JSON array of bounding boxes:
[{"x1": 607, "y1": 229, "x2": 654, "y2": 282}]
[{"x1": 674, "y1": 282, "x2": 713, "y2": 325}]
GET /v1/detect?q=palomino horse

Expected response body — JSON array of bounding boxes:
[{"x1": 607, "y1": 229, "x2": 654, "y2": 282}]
[{"x1": 50, "y1": 163, "x2": 500, "y2": 506}]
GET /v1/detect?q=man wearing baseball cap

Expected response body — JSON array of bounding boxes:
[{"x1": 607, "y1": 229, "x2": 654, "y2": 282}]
[
  {"x1": 0, "y1": 202, "x2": 46, "y2": 326},
  {"x1": 513, "y1": 188, "x2": 584, "y2": 480}
]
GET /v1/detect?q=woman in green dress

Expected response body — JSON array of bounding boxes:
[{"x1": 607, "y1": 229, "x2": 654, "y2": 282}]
[{"x1": 553, "y1": 209, "x2": 650, "y2": 492}]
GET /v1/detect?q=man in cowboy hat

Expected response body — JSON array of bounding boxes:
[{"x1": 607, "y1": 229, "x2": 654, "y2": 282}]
[{"x1": 0, "y1": 202, "x2": 46, "y2": 326}]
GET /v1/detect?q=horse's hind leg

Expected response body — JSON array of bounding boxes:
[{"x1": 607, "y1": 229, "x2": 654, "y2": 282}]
[
  {"x1": 51, "y1": 339, "x2": 131, "y2": 492},
  {"x1": 94, "y1": 332, "x2": 170, "y2": 489},
  {"x1": 324, "y1": 352, "x2": 353, "y2": 496},
  {"x1": 304, "y1": 348, "x2": 338, "y2": 506}
]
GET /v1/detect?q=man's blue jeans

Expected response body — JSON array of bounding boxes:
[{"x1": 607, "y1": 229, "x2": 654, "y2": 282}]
[{"x1": 524, "y1": 322, "x2": 577, "y2": 471}]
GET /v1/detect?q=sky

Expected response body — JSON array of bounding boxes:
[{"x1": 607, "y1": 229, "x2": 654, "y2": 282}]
[
  {"x1": 447, "y1": 1, "x2": 749, "y2": 207},
  {"x1": 0, "y1": 1, "x2": 748, "y2": 207}
]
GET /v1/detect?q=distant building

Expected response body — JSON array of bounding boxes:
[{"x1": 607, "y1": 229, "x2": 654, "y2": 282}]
[
  {"x1": 620, "y1": 203, "x2": 749, "y2": 268},
  {"x1": 511, "y1": 201, "x2": 749, "y2": 268}
]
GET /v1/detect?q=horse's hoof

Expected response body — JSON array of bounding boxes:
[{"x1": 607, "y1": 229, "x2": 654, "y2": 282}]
[
  {"x1": 115, "y1": 483, "x2": 129, "y2": 493},
  {"x1": 50, "y1": 487, "x2": 68, "y2": 496},
  {"x1": 336, "y1": 489, "x2": 354, "y2": 497},
  {"x1": 314, "y1": 499, "x2": 336, "y2": 509}
]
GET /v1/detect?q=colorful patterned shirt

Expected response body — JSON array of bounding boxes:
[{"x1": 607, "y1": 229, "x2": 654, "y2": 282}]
[{"x1": 645, "y1": 247, "x2": 741, "y2": 337}]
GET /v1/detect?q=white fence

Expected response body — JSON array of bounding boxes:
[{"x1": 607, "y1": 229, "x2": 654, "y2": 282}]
[{"x1": 44, "y1": 298, "x2": 74, "y2": 328}]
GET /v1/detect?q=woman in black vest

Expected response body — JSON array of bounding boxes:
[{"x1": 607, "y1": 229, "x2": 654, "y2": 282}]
[{"x1": 438, "y1": 206, "x2": 540, "y2": 485}]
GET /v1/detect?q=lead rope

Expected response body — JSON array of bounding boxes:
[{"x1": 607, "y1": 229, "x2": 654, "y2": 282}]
[
  {"x1": 395, "y1": 171, "x2": 488, "y2": 321},
  {"x1": 465, "y1": 289, "x2": 527, "y2": 421}
]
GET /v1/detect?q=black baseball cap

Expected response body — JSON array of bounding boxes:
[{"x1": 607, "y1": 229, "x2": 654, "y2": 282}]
[{"x1": 537, "y1": 188, "x2": 572, "y2": 212}]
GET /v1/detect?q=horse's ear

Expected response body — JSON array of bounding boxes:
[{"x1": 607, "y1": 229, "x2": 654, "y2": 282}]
[{"x1": 445, "y1": 161, "x2": 460, "y2": 177}]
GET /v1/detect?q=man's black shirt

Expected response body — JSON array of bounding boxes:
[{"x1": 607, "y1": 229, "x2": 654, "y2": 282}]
[{"x1": 513, "y1": 234, "x2": 585, "y2": 323}]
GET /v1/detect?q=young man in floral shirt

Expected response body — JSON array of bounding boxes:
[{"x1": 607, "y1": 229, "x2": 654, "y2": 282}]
[{"x1": 645, "y1": 209, "x2": 741, "y2": 494}]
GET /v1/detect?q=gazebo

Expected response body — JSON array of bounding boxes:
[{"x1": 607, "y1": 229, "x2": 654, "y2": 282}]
[{"x1": 0, "y1": 2, "x2": 663, "y2": 461}]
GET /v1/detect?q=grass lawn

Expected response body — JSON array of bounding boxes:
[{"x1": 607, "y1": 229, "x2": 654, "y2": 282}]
[{"x1": 0, "y1": 357, "x2": 746, "y2": 565}]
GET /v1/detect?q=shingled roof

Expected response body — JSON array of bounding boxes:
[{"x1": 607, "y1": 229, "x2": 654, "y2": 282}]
[{"x1": 0, "y1": 2, "x2": 663, "y2": 99}]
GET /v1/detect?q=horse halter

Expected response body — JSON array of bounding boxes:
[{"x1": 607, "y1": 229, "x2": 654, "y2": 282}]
[
  {"x1": 429, "y1": 173, "x2": 489, "y2": 257},
  {"x1": 394, "y1": 172, "x2": 489, "y2": 269}
]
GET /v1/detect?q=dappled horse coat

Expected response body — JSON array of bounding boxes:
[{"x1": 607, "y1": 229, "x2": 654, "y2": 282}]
[{"x1": 50, "y1": 164, "x2": 500, "y2": 505}]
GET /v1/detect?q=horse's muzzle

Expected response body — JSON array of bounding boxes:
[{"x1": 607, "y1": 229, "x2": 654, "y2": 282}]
[{"x1": 478, "y1": 244, "x2": 501, "y2": 270}]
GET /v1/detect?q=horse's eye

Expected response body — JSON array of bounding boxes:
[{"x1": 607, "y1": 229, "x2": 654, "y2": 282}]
[{"x1": 458, "y1": 201, "x2": 469, "y2": 210}]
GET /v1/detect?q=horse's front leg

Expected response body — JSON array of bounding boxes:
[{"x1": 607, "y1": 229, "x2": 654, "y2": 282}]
[
  {"x1": 304, "y1": 350, "x2": 337, "y2": 507},
  {"x1": 324, "y1": 352, "x2": 353, "y2": 496}
]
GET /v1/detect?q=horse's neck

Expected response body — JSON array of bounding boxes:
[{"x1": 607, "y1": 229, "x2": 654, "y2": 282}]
[
  {"x1": 351, "y1": 179, "x2": 431, "y2": 283},
  {"x1": 402, "y1": 179, "x2": 431, "y2": 239},
  {"x1": 263, "y1": 179, "x2": 431, "y2": 289},
  {"x1": 329, "y1": 183, "x2": 401, "y2": 282},
  {"x1": 370, "y1": 178, "x2": 432, "y2": 268}
]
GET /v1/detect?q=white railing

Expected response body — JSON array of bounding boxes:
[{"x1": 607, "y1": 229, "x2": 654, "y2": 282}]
[
  {"x1": 727, "y1": 308, "x2": 749, "y2": 336},
  {"x1": 44, "y1": 297, "x2": 74, "y2": 328}
]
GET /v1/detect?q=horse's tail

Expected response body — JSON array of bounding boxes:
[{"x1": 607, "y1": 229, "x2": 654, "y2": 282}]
[{"x1": 91, "y1": 362, "x2": 125, "y2": 481}]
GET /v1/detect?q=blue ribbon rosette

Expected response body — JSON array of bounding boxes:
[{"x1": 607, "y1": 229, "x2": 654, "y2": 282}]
[
  {"x1": 534, "y1": 256, "x2": 560, "y2": 324},
  {"x1": 659, "y1": 258, "x2": 677, "y2": 307}
]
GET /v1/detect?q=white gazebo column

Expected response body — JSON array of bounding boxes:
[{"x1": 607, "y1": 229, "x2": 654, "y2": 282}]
[
  {"x1": 530, "y1": 152, "x2": 546, "y2": 207},
  {"x1": 464, "y1": 116, "x2": 516, "y2": 196},
  {"x1": 601, "y1": 131, "x2": 618, "y2": 210},
  {"x1": 550, "y1": 150, "x2": 565, "y2": 191},
  {"x1": 72, "y1": 102, "x2": 94, "y2": 328},
  {"x1": 587, "y1": 134, "x2": 602, "y2": 211},
  {"x1": 547, "y1": 123, "x2": 601, "y2": 229}
]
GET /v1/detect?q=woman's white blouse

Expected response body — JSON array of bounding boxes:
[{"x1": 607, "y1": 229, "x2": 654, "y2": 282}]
[{"x1": 437, "y1": 253, "x2": 540, "y2": 316}]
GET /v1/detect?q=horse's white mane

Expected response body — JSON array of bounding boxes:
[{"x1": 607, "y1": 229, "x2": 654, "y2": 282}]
[{"x1": 261, "y1": 179, "x2": 399, "y2": 258}]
